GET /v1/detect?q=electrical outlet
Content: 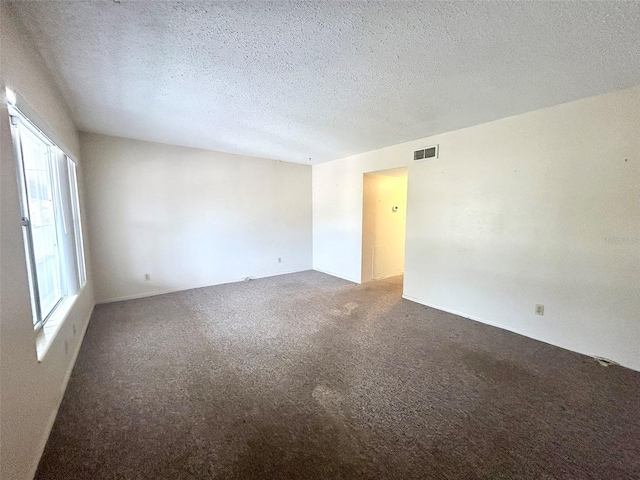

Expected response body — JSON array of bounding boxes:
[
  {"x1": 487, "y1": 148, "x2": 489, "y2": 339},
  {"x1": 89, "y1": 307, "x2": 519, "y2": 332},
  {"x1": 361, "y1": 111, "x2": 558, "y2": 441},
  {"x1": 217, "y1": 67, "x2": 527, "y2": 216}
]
[
  {"x1": 278, "y1": 257, "x2": 282, "y2": 263},
  {"x1": 535, "y1": 304, "x2": 545, "y2": 316},
  {"x1": 144, "y1": 273, "x2": 151, "y2": 281}
]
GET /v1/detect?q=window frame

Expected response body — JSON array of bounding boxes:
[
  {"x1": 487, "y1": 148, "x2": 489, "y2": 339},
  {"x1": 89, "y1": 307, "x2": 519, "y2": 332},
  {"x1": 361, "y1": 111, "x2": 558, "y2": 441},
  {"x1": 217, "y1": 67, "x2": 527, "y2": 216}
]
[
  {"x1": 9, "y1": 103, "x2": 87, "y2": 331},
  {"x1": 67, "y1": 158, "x2": 87, "y2": 287}
]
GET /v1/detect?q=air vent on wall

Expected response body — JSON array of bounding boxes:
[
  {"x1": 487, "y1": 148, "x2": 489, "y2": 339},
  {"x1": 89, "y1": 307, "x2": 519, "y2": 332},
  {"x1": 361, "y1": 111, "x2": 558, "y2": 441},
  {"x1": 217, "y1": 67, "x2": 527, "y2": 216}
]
[{"x1": 414, "y1": 145, "x2": 438, "y2": 161}]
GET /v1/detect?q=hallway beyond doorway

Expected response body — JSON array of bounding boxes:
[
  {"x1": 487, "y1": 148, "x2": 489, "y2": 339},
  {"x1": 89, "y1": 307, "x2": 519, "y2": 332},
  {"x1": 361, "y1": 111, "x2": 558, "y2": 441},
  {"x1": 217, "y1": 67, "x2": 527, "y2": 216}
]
[{"x1": 361, "y1": 167, "x2": 408, "y2": 283}]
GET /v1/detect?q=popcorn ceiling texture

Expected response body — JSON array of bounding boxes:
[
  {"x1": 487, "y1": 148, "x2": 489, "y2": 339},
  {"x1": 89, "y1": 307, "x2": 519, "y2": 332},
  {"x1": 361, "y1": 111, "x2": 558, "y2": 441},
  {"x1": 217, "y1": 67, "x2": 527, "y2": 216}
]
[
  {"x1": 36, "y1": 272, "x2": 640, "y2": 479},
  {"x1": 8, "y1": 1, "x2": 640, "y2": 164}
]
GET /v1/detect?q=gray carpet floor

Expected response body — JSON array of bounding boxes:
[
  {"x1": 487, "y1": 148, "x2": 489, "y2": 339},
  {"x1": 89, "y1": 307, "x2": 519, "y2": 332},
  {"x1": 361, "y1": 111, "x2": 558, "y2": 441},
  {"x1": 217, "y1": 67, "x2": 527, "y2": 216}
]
[{"x1": 36, "y1": 271, "x2": 640, "y2": 479}]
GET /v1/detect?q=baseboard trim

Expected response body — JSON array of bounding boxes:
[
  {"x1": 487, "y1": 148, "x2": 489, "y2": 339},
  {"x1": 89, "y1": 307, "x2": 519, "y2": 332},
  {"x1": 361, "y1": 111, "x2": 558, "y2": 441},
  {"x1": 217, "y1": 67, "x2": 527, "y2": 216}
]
[
  {"x1": 29, "y1": 302, "x2": 94, "y2": 480},
  {"x1": 100, "y1": 287, "x2": 202, "y2": 304},
  {"x1": 312, "y1": 268, "x2": 360, "y2": 284},
  {"x1": 401, "y1": 294, "x2": 539, "y2": 340},
  {"x1": 97, "y1": 269, "x2": 312, "y2": 304},
  {"x1": 401, "y1": 294, "x2": 637, "y2": 372}
]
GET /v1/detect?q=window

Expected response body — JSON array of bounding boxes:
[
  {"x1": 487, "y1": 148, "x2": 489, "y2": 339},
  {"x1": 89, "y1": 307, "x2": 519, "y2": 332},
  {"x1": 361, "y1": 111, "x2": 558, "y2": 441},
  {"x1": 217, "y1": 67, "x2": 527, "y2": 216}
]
[{"x1": 9, "y1": 103, "x2": 87, "y2": 330}]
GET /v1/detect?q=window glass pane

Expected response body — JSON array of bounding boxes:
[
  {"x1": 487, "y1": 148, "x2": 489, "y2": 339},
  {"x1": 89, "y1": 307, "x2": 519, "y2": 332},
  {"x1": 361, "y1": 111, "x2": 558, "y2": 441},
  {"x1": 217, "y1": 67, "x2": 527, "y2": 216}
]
[
  {"x1": 68, "y1": 159, "x2": 87, "y2": 286},
  {"x1": 20, "y1": 125, "x2": 62, "y2": 320}
]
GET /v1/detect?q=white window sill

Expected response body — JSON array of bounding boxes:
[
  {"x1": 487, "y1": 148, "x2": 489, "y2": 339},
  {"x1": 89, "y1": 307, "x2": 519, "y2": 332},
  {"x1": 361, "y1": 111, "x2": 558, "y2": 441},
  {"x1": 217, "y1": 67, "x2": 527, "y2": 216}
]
[{"x1": 35, "y1": 294, "x2": 78, "y2": 362}]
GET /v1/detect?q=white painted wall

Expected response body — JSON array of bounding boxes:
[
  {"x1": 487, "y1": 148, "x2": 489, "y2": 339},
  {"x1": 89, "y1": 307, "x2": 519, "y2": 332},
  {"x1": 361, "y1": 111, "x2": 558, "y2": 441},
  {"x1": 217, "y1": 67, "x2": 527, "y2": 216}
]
[
  {"x1": 0, "y1": 8, "x2": 95, "y2": 480},
  {"x1": 81, "y1": 133, "x2": 312, "y2": 303},
  {"x1": 361, "y1": 172, "x2": 407, "y2": 282},
  {"x1": 313, "y1": 85, "x2": 640, "y2": 371}
]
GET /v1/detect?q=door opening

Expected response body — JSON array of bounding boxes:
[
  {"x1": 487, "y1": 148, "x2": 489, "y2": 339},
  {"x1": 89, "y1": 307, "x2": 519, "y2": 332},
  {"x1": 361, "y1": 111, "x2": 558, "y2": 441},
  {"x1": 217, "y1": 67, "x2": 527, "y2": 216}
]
[{"x1": 361, "y1": 167, "x2": 408, "y2": 283}]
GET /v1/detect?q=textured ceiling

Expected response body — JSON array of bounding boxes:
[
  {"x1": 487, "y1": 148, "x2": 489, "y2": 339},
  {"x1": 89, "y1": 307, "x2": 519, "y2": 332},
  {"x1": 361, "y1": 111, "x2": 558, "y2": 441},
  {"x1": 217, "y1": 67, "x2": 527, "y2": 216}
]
[{"x1": 8, "y1": 1, "x2": 640, "y2": 164}]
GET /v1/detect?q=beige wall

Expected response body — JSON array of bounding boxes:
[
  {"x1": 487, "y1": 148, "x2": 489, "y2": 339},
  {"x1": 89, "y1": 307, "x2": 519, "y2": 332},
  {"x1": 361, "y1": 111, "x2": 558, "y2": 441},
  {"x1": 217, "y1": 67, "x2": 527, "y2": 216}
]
[
  {"x1": 0, "y1": 8, "x2": 95, "y2": 480},
  {"x1": 81, "y1": 133, "x2": 312, "y2": 303},
  {"x1": 361, "y1": 171, "x2": 407, "y2": 282},
  {"x1": 313, "y1": 85, "x2": 640, "y2": 371}
]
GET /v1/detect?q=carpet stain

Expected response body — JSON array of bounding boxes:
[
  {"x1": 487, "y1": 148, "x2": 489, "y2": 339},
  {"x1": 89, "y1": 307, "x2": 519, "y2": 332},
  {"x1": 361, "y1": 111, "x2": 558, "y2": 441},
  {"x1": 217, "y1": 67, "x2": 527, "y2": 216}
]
[
  {"x1": 461, "y1": 349, "x2": 539, "y2": 386},
  {"x1": 312, "y1": 384, "x2": 345, "y2": 417},
  {"x1": 344, "y1": 302, "x2": 359, "y2": 315},
  {"x1": 328, "y1": 301, "x2": 360, "y2": 318}
]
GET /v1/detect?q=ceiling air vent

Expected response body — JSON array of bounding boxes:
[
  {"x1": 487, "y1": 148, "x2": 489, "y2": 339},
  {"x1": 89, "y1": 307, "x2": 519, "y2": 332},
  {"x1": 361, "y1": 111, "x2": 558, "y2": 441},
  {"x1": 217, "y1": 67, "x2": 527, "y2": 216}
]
[{"x1": 414, "y1": 145, "x2": 439, "y2": 161}]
